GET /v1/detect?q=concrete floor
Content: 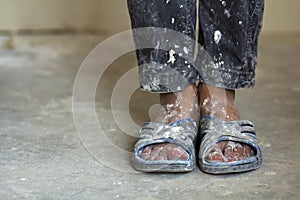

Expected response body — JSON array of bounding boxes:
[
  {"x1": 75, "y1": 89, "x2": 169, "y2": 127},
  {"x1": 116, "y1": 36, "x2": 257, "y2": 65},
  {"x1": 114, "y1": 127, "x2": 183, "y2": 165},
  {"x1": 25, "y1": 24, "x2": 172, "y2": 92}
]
[{"x1": 0, "y1": 33, "x2": 299, "y2": 200}]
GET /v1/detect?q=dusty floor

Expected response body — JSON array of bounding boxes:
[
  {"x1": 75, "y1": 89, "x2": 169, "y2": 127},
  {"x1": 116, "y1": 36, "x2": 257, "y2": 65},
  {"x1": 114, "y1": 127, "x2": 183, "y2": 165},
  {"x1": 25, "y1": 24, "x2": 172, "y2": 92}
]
[{"x1": 0, "y1": 33, "x2": 299, "y2": 200}]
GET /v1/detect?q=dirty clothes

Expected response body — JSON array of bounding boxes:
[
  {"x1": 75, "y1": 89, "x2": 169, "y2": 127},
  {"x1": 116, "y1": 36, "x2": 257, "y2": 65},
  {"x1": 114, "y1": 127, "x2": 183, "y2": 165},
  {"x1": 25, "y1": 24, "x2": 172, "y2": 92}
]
[{"x1": 127, "y1": 0, "x2": 264, "y2": 92}]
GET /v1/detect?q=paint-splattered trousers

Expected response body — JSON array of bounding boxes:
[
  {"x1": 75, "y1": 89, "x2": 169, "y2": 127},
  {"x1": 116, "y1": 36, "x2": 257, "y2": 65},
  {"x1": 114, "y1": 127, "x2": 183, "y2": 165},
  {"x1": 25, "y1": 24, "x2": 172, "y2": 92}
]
[{"x1": 127, "y1": 0, "x2": 264, "y2": 93}]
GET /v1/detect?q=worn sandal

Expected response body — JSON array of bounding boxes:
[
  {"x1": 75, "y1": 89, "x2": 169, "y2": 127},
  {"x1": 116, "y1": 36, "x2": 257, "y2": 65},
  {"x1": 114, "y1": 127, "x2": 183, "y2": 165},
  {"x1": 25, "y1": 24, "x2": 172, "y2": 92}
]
[
  {"x1": 198, "y1": 116, "x2": 263, "y2": 174},
  {"x1": 132, "y1": 118, "x2": 198, "y2": 172}
]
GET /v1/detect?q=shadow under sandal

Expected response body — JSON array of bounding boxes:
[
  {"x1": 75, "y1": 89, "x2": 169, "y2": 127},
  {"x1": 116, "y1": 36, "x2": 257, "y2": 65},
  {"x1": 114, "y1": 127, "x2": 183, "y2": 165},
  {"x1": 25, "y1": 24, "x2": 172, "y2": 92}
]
[
  {"x1": 198, "y1": 116, "x2": 263, "y2": 174},
  {"x1": 132, "y1": 118, "x2": 198, "y2": 172}
]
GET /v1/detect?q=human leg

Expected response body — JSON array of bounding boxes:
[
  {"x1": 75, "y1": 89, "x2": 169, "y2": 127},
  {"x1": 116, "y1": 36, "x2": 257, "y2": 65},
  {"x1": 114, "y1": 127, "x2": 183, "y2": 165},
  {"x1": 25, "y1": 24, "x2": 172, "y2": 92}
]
[
  {"x1": 127, "y1": 0, "x2": 199, "y2": 168},
  {"x1": 197, "y1": 0, "x2": 264, "y2": 172}
]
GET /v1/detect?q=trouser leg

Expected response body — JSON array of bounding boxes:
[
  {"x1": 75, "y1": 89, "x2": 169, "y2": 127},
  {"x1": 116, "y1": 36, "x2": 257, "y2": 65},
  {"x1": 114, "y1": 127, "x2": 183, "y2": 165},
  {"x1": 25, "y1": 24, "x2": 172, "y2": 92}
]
[
  {"x1": 197, "y1": 0, "x2": 265, "y2": 89},
  {"x1": 127, "y1": 0, "x2": 198, "y2": 93}
]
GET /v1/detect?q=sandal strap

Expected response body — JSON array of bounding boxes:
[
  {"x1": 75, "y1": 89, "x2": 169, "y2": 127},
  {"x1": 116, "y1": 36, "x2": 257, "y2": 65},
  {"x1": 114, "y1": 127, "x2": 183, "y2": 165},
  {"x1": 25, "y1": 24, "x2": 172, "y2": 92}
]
[
  {"x1": 200, "y1": 116, "x2": 258, "y2": 145},
  {"x1": 134, "y1": 118, "x2": 197, "y2": 155}
]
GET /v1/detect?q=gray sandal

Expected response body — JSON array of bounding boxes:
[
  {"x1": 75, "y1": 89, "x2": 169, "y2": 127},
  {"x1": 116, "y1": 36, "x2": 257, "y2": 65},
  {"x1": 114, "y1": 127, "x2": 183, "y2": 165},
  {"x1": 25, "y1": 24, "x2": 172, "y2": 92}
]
[
  {"x1": 132, "y1": 118, "x2": 198, "y2": 172},
  {"x1": 198, "y1": 116, "x2": 263, "y2": 174}
]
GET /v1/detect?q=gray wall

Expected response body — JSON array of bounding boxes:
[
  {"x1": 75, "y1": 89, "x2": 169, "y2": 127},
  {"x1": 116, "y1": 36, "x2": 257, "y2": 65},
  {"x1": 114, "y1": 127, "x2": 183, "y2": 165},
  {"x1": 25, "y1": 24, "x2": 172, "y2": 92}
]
[{"x1": 0, "y1": 0, "x2": 299, "y2": 34}]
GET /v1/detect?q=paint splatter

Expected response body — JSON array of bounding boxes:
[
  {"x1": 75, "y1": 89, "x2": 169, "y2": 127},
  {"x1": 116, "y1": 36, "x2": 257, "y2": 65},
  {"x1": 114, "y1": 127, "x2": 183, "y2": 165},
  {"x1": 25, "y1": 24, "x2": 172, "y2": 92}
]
[
  {"x1": 171, "y1": 18, "x2": 175, "y2": 24},
  {"x1": 183, "y1": 47, "x2": 188, "y2": 54},
  {"x1": 224, "y1": 9, "x2": 230, "y2": 18},
  {"x1": 214, "y1": 30, "x2": 222, "y2": 44},
  {"x1": 167, "y1": 49, "x2": 176, "y2": 64}
]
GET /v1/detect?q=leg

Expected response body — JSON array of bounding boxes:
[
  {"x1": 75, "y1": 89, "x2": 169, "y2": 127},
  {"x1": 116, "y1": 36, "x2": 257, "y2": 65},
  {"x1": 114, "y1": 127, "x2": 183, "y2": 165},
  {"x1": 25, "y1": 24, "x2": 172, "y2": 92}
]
[
  {"x1": 197, "y1": 0, "x2": 264, "y2": 163},
  {"x1": 127, "y1": 0, "x2": 198, "y2": 161}
]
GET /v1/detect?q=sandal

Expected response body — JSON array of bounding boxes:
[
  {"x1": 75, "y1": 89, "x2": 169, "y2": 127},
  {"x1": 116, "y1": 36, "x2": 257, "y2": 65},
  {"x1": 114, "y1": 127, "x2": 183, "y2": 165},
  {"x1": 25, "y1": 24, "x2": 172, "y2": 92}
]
[
  {"x1": 132, "y1": 118, "x2": 198, "y2": 172},
  {"x1": 198, "y1": 116, "x2": 263, "y2": 174}
]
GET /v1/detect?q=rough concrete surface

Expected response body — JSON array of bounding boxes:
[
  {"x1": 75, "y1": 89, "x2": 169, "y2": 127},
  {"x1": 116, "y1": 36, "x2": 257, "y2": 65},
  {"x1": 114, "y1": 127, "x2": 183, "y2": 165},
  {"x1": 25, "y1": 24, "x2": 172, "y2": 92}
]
[{"x1": 0, "y1": 33, "x2": 299, "y2": 200}]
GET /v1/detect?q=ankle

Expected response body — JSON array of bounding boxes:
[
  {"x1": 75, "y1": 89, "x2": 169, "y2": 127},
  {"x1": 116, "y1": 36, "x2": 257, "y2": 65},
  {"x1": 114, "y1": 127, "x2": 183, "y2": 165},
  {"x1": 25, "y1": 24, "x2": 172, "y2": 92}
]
[
  {"x1": 198, "y1": 83, "x2": 240, "y2": 121},
  {"x1": 155, "y1": 84, "x2": 199, "y2": 124},
  {"x1": 200, "y1": 100, "x2": 240, "y2": 121}
]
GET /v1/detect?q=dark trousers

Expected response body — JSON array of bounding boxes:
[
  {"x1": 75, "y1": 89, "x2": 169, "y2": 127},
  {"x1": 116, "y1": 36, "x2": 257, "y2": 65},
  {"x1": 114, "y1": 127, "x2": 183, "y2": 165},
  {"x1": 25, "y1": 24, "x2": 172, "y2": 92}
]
[{"x1": 127, "y1": 0, "x2": 264, "y2": 93}]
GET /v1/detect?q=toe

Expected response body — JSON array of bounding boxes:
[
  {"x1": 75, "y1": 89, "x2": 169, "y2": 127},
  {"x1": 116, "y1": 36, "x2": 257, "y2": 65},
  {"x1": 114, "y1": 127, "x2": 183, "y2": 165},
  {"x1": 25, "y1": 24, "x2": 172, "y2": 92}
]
[
  {"x1": 148, "y1": 145, "x2": 163, "y2": 161},
  {"x1": 224, "y1": 141, "x2": 234, "y2": 158},
  {"x1": 178, "y1": 151, "x2": 189, "y2": 160},
  {"x1": 167, "y1": 145, "x2": 188, "y2": 160},
  {"x1": 243, "y1": 144, "x2": 254, "y2": 158},
  {"x1": 205, "y1": 143, "x2": 226, "y2": 162},
  {"x1": 155, "y1": 146, "x2": 168, "y2": 160},
  {"x1": 140, "y1": 145, "x2": 153, "y2": 160},
  {"x1": 233, "y1": 142, "x2": 244, "y2": 161},
  {"x1": 224, "y1": 142, "x2": 242, "y2": 162}
]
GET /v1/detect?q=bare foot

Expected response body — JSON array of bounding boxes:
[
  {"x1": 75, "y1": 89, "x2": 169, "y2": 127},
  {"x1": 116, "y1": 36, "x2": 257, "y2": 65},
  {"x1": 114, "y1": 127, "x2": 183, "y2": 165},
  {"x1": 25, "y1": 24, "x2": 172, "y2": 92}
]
[
  {"x1": 140, "y1": 84, "x2": 199, "y2": 161},
  {"x1": 198, "y1": 83, "x2": 254, "y2": 162}
]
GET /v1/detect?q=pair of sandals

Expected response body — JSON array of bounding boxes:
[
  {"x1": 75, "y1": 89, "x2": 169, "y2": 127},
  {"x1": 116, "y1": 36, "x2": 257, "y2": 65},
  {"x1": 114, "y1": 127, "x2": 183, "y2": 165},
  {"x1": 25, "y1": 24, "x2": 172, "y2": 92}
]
[{"x1": 132, "y1": 116, "x2": 262, "y2": 174}]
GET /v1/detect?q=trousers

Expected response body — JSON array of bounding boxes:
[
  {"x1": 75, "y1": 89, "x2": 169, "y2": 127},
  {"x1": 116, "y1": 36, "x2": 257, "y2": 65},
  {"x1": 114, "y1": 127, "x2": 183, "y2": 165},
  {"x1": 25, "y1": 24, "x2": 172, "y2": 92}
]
[{"x1": 127, "y1": 0, "x2": 264, "y2": 93}]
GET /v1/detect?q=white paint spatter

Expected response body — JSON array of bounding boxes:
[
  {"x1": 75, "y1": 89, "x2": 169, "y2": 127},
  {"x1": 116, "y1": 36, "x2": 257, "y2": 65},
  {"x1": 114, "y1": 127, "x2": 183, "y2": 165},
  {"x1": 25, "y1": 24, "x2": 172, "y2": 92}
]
[
  {"x1": 214, "y1": 30, "x2": 222, "y2": 44},
  {"x1": 221, "y1": 1, "x2": 226, "y2": 6},
  {"x1": 180, "y1": 5, "x2": 183, "y2": 8},
  {"x1": 202, "y1": 99, "x2": 209, "y2": 106},
  {"x1": 239, "y1": 21, "x2": 243, "y2": 25},
  {"x1": 166, "y1": 0, "x2": 171, "y2": 4},
  {"x1": 167, "y1": 49, "x2": 176, "y2": 64},
  {"x1": 166, "y1": 103, "x2": 174, "y2": 110},
  {"x1": 171, "y1": 18, "x2": 175, "y2": 24},
  {"x1": 224, "y1": 9, "x2": 230, "y2": 18},
  {"x1": 155, "y1": 41, "x2": 160, "y2": 50},
  {"x1": 183, "y1": 46, "x2": 188, "y2": 54}
]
